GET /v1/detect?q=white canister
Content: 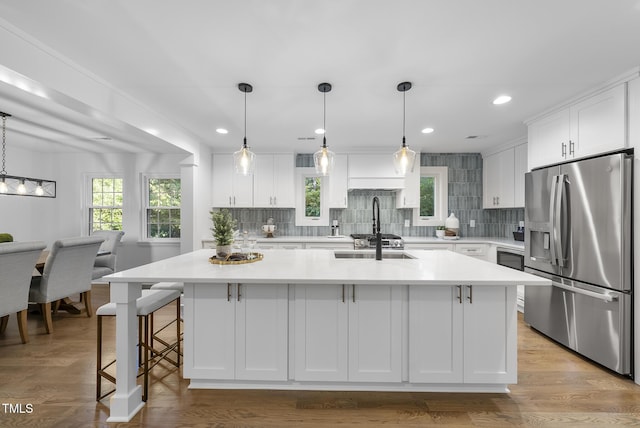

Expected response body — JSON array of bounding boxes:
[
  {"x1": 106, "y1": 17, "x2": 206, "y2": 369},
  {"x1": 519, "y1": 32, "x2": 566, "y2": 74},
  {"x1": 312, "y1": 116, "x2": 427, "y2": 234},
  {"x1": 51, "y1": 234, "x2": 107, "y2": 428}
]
[{"x1": 445, "y1": 213, "x2": 460, "y2": 236}]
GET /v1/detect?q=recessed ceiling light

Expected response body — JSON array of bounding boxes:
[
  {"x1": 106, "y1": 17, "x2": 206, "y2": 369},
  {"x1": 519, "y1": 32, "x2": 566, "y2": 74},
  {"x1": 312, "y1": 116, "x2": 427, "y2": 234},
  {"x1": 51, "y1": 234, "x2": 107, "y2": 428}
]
[
  {"x1": 493, "y1": 95, "x2": 512, "y2": 105},
  {"x1": 315, "y1": 128, "x2": 325, "y2": 135},
  {"x1": 216, "y1": 128, "x2": 228, "y2": 134},
  {"x1": 421, "y1": 127, "x2": 434, "y2": 134}
]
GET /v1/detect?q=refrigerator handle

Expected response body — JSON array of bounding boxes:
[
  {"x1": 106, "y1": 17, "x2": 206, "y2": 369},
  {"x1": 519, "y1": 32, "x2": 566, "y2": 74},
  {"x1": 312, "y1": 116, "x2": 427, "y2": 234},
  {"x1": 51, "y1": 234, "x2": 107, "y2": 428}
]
[
  {"x1": 555, "y1": 174, "x2": 566, "y2": 267},
  {"x1": 552, "y1": 282, "x2": 618, "y2": 303},
  {"x1": 549, "y1": 175, "x2": 559, "y2": 266}
]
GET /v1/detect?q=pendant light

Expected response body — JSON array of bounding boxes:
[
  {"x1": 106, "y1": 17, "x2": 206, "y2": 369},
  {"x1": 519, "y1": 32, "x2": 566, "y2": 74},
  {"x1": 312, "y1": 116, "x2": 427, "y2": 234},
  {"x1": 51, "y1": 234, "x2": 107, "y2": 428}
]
[
  {"x1": 233, "y1": 83, "x2": 255, "y2": 175},
  {"x1": 392, "y1": 81, "x2": 417, "y2": 176},
  {"x1": 0, "y1": 112, "x2": 56, "y2": 197},
  {"x1": 313, "y1": 82, "x2": 335, "y2": 176}
]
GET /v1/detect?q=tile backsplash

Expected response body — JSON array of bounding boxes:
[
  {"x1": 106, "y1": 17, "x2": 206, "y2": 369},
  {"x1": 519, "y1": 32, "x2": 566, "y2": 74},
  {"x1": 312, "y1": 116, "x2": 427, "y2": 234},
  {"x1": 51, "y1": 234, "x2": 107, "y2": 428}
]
[{"x1": 221, "y1": 153, "x2": 524, "y2": 239}]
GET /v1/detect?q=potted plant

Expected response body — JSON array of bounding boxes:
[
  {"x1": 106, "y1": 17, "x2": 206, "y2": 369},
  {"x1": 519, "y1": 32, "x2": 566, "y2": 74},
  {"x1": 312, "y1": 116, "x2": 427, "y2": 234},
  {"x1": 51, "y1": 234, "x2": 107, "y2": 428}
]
[
  {"x1": 435, "y1": 225, "x2": 445, "y2": 239},
  {"x1": 210, "y1": 209, "x2": 237, "y2": 258}
]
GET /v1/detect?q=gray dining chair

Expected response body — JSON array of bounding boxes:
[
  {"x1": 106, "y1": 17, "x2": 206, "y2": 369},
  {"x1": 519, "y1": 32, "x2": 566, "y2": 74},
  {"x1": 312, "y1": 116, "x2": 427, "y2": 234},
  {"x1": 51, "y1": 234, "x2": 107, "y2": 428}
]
[
  {"x1": 91, "y1": 230, "x2": 125, "y2": 281},
  {"x1": 29, "y1": 236, "x2": 104, "y2": 333},
  {"x1": 0, "y1": 241, "x2": 47, "y2": 343}
]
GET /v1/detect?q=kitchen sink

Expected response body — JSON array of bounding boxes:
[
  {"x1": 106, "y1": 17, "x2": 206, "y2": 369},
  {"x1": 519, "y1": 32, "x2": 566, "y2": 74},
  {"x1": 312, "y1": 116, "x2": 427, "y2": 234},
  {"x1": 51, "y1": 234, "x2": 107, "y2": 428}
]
[{"x1": 333, "y1": 251, "x2": 416, "y2": 260}]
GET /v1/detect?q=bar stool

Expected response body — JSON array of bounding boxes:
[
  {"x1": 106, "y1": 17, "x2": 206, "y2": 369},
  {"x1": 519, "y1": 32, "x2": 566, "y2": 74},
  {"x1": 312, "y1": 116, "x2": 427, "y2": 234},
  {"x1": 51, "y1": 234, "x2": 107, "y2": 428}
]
[
  {"x1": 96, "y1": 288, "x2": 181, "y2": 402},
  {"x1": 150, "y1": 282, "x2": 184, "y2": 352}
]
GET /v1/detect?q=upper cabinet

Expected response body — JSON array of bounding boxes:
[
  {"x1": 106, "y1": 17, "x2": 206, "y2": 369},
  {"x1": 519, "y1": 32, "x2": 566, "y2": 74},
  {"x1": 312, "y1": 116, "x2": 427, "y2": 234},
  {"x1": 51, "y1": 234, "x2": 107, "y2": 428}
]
[
  {"x1": 528, "y1": 84, "x2": 627, "y2": 170},
  {"x1": 212, "y1": 154, "x2": 254, "y2": 207},
  {"x1": 212, "y1": 153, "x2": 294, "y2": 208},
  {"x1": 396, "y1": 162, "x2": 420, "y2": 209},
  {"x1": 482, "y1": 143, "x2": 526, "y2": 209},
  {"x1": 328, "y1": 154, "x2": 349, "y2": 208},
  {"x1": 347, "y1": 154, "x2": 405, "y2": 190},
  {"x1": 253, "y1": 154, "x2": 295, "y2": 208}
]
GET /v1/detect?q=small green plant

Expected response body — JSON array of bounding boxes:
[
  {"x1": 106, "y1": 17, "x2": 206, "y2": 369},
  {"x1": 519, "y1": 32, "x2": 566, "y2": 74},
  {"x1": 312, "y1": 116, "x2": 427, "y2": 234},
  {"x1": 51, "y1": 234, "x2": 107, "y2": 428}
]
[
  {"x1": 210, "y1": 209, "x2": 237, "y2": 246},
  {"x1": 436, "y1": 225, "x2": 445, "y2": 230}
]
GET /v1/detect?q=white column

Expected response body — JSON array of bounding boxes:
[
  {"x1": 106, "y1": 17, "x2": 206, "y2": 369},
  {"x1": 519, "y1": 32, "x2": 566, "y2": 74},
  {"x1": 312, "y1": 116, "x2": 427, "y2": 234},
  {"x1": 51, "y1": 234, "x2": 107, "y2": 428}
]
[{"x1": 107, "y1": 282, "x2": 144, "y2": 422}]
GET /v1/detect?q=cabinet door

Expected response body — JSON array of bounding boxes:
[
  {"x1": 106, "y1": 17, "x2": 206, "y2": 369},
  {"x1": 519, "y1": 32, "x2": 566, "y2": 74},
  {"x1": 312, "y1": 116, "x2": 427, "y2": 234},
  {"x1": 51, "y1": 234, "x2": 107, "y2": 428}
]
[
  {"x1": 348, "y1": 284, "x2": 403, "y2": 382},
  {"x1": 272, "y1": 154, "x2": 295, "y2": 207},
  {"x1": 629, "y1": 78, "x2": 640, "y2": 149},
  {"x1": 462, "y1": 285, "x2": 517, "y2": 384},
  {"x1": 253, "y1": 155, "x2": 275, "y2": 207},
  {"x1": 293, "y1": 284, "x2": 348, "y2": 381},
  {"x1": 184, "y1": 283, "x2": 236, "y2": 379},
  {"x1": 513, "y1": 144, "x2": 528, "y2": 208},
  {"x1": 396, "y1": 162, "x2": 420, "y2": 208},
  {"x1": 528, "y1": 108, "x2": 571, "y2": 169},
  {"x1": 235, "y1": 284, "x2": 288, "y2": 381},
  {"x1": 328, "y1": 155, "x2": 348, "y2": 208},
  {"x1": 455, "y1": 243, "x2": 490, "y2": 261},
  {"x1": 482, "y1": 153, "x2": 500, "y2": 208},
  {"x1": 409, "y1": 285, "x2": 463, "y2": 383},
  {"x1": 571, "y1": 84, "x2": 626, "y2": 158}
]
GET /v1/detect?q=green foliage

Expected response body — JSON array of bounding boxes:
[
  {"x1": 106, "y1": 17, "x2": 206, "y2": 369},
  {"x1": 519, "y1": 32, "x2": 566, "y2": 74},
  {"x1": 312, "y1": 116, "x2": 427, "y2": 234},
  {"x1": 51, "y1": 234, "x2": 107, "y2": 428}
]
[
  {"x1": 305, "y1": 177, "x2": 321, "y2": 217},
  {"x1": 210, "y1": 209, "x2": 237, "y2": 246},
  {"x1": 436, "y1": 225, "x2": 445, "y2": 230},
  {"x1": 419, "y1": 176, "x2": 435, "y2": 217},
  {"x1": 0, "y1": 233, "x2": 13, "y2": 242}
]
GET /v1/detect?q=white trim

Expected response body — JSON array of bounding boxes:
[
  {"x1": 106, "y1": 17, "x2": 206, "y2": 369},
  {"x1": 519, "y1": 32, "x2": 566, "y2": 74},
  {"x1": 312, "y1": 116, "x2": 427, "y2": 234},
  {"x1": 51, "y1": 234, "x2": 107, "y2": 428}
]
[
  {"x1": 84, "y1": 173, "x2": 125, "y2": 235},
  {"x1": 141, "y1": 173, "x2": 181, "y2": 243},
  {"x1": 413, "y1": 166, "x2": 448, "y2": 227},
  {"x1": 295, "y1": 168, "x2": 329, "y2": 227}
]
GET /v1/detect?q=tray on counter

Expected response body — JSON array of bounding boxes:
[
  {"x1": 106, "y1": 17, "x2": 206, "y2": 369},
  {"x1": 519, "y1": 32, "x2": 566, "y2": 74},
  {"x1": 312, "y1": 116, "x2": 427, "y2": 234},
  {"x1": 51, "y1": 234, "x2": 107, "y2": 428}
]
[{"x1": 209, "y1": 252, "x2": 264, "y2": 265}]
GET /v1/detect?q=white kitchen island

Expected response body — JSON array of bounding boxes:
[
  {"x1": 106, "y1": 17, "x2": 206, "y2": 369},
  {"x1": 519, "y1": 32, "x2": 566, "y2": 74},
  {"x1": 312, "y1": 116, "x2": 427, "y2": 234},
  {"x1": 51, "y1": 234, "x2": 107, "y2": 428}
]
[{"x1": 104, "y1": 248, "x2": 549, "y2": 422}]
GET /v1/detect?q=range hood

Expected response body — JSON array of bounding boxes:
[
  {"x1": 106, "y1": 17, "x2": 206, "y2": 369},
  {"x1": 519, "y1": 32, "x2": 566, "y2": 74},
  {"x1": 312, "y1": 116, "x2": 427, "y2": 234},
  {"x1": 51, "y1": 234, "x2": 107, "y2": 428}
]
[{"x1": 347, "y1": 154, "x2": 406, "y2": 189}]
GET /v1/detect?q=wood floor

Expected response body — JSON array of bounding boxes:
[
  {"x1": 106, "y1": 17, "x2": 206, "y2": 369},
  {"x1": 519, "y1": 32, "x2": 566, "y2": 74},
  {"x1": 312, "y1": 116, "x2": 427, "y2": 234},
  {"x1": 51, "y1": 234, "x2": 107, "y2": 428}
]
[{"x1": 1, "y1": 284, "x2": 639, "y2": 427}]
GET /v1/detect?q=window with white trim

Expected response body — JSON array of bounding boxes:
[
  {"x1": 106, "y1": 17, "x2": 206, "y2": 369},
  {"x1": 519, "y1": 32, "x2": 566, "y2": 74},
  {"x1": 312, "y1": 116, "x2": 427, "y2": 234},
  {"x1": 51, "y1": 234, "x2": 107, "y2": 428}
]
[
  {"x1": 89, "y1": 177, "x2": 124, "y2": 233},
  {"x1": 413, "y1": 166, "x2": 448, "y2": 226},
  {"x1": 144, "y1": 175, "x2": 181, "y2": 239},
  {"x1": 295, "y1": 168, "x2": 329, "y2": 226}
]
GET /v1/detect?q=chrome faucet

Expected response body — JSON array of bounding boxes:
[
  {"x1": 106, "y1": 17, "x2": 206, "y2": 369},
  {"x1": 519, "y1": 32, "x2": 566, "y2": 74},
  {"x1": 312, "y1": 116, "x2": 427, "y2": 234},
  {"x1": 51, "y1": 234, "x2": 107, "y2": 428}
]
[{"x1": 372, "y1": 196, "x2": 382, "y2": 260}]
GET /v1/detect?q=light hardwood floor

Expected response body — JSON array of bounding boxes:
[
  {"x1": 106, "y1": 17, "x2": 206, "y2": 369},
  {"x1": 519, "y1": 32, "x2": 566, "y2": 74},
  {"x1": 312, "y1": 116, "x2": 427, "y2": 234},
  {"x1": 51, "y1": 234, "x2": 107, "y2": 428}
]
[{"x1": 1, "y1": 284, "x2": 639, "y2": 427}]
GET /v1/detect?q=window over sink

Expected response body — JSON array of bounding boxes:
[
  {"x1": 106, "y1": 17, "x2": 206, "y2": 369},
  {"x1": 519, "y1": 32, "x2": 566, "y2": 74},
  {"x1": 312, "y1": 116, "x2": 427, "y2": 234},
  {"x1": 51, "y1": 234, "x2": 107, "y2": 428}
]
[
  {"x1": 413, "y1": 166, "x2": 448, "y2": 226},
  {"x1": 295, "y1": 167, "x2": 329, "y2": 226}
]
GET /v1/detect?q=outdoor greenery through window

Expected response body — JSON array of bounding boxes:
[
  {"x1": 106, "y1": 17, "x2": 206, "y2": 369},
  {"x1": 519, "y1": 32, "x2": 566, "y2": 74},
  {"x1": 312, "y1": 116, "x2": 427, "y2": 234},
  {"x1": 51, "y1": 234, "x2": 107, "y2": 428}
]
[
  {"x1": 305, "y1": 177, "x2": 321, "y2": 217},
  {"x1": 90, "y1": 178, "x2": 123, "y2": 232},
  {"x1": 419, "y1": 176, "x2": 435, "y2": 217},
  {"x1": 146, "y1": 177, "x2": 181, "y2": 239}
]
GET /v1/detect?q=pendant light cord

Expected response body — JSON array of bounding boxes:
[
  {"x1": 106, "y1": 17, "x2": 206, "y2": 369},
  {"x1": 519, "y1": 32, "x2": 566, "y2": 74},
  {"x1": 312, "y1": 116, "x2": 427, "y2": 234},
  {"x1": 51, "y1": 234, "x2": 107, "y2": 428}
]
[
  {"x1": 243, "y1": 90, "x2": 247, "y2": 148},
  {"x1": 1, "y1": 115, "x2": 7, "y2": 175},
  {"x1": 323, "y1": 91, "x2": 327, "y2": 148},
  {"x1": 402, "y1": 89, "x2": 406, "y2": 147}
]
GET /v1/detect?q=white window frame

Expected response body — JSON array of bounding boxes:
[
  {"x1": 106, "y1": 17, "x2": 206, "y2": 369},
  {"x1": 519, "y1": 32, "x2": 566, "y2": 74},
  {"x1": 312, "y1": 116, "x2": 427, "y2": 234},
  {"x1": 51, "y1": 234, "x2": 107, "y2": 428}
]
[
  {"x1": 413, "y1": 166, "x2": 448, "y2": 226},
  {"x1": 295, "y1": 167, "x2": 329, "y2": 226},
  {"x1": 85, "y1": 174, "x2": 124, "y2": 235},
  {"x1": 142, "y1": 173, "x2": 181, "y2": 242}
]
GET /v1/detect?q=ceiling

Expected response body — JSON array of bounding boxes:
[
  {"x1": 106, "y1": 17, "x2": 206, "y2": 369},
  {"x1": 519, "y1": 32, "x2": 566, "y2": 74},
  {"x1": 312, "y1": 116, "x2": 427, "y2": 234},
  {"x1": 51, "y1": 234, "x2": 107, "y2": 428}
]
[{"x1": 1, "y1": 0, "x2": 640, "y2": 155}]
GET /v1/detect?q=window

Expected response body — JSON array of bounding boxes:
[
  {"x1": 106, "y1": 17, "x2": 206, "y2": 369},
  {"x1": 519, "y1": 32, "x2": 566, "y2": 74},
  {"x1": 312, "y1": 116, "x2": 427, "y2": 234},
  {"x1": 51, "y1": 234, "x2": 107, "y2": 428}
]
[
  {"x1": 413, "y1": 166, "x2": 448, "y2": 226},
  {"x1": 89, "y1": 177, "x2": 123, "y2": 232},
  {"x1": 144, "y1": 176, "x2": 181, "y2": 239},
  {"x1": 295, "y1": 168, "x2": 329, "y2": 226}
]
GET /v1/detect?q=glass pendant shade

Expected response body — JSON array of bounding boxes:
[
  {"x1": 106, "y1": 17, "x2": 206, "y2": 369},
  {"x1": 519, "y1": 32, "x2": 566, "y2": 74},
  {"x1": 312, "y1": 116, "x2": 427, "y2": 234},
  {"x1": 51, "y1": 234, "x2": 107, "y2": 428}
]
[
  {"x1": 313, "y1": 139, "x2": 335, "y2": 176},
  {"x1": 0, "y1": 178, "x2": 7, "y2": 193},
  {"x1": 233, "y1": 140, "x2": 255, "y2": 175},
  {"x1": 393, "y1": 138, "x2": 416, "y2": 176}
]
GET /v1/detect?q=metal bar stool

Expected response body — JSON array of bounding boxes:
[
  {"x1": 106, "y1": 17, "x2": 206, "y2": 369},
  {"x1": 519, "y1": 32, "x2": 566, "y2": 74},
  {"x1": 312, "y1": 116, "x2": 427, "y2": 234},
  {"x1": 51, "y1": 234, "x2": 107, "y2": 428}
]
[
  {"x1": 149, "y1": 282, "x2": 183, "y2": 353},
  {"x1": 96, "y1": 288, "x2": 181, "y2": 402}
]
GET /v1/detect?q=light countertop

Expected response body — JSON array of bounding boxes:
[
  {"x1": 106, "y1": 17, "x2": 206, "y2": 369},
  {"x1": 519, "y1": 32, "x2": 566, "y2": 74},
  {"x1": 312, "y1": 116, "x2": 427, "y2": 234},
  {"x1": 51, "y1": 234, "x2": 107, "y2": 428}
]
[{"x1": 106, "y1": 248, "x2": 547, "y2": 286}]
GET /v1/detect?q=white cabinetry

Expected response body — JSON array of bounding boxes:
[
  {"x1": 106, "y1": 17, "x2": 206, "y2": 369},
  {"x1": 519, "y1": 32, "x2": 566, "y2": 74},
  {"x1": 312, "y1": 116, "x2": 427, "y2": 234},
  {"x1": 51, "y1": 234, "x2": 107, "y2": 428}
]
[
  {"x1": 630, "y1": 77, "x2": 640, "y2": 148},
  {"x1": 294, "y1": 283, "x2": 403, "y2": 382},
  {"x1": 483, "y1": 148, "x2": 515, "y2": 208},
  {"x1": 212, "y1": 154, "x2": 253, "y2": 207},
  {"x1": 184, "y1": 283, "x2": 288, "y2": 381},
  {"x1": 455, "y1": 243, "x2": 490, "y2": 261},
  {"x1": 255, "y1": 242, "x2": 303, "y2": 250},
  {"x1": 396, "y1": 162, "x2": 420, "y2": 208},
  {"x1": 409, "y1": 284, "x2": 516, "y2": 384},
  {"x1": 404, "y1": 243, "x2": 454, "y2": 251},
  {"x1": 528, "y1": 85, "x2": 626, "y2": 169},
  {"x1": 328, "y1": 155, "x2": 349, "y2": 208},
  {"x1": 513, "y1": 144, "x2": 528, "y2": 207},
  {"x1": 348, "y1": 154, "x2": 404, "y2": 189},
  {"x1": 253, "y1": 154, "x2": 295, "y2": 208}
]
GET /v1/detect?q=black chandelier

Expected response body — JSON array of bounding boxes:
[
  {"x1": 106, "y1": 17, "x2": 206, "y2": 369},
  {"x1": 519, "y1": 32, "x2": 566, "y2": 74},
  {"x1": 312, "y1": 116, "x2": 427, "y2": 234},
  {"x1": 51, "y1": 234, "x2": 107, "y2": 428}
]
[{"x1": 0, "y1": 112, "x2": 56, "y2": 198}]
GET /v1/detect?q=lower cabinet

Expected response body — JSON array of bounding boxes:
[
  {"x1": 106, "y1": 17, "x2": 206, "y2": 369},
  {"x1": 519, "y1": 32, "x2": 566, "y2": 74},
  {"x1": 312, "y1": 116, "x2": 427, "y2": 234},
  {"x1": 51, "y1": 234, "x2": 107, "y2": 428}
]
[
  {"x1": 183, "y1": 283, "x2": 288, "y2": 381},
  {"x1": 293, "y1": 283, "x2": 403, "y2": 382},
  {"x1": 409, "y1": 284, "x2": 517, "y2": 384}
]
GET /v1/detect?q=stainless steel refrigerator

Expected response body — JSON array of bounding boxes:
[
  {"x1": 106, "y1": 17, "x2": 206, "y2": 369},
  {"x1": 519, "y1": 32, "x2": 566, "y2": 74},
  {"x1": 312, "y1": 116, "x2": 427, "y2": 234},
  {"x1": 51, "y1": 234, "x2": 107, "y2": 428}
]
[{"x1": 524, "y1": 150, "x2": 633, "y2": 376}]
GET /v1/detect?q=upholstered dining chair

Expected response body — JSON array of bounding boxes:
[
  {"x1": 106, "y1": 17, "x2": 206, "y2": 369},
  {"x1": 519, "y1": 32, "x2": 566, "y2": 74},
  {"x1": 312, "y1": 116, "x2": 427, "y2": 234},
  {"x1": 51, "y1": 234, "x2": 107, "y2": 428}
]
[
  {"x1": 91, "y1": 230, "x2": 125, "y2": 281},
  {"x1": 0, "y1": 241, "x2": 46, "y2": 343},
  {"x1": 29, "y1": 236, "x2": 104, "y2": 334}
]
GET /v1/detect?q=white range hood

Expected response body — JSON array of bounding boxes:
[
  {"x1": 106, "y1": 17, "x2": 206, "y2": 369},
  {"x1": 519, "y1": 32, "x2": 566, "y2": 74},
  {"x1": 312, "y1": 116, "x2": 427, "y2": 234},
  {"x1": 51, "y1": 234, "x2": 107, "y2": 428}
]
[{"x1": 347, "y1": 154, "x2": 406, "y2": 190}]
